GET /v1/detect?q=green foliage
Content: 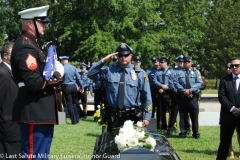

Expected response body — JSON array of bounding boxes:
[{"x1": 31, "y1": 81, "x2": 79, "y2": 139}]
[{"x1": 1, "y1": 0, "x2": 240, "y2": 77}]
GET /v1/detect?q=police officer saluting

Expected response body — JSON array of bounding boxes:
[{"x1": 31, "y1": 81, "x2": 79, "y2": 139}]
[
  {"x1": 87, "y1": 43, "x2": 152, "y2": 132},
  {"x1": 173, "y1": 55, "x2": 202, "y2": 138}
]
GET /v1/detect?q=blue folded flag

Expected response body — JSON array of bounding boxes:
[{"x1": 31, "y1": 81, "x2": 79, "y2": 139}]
[{"x1": 43, "y1": 45, "x2": 57, "y2": 80}]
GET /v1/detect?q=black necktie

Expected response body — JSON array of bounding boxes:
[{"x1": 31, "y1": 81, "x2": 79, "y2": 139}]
[
  {"x1": 185, "y1": 70, "x2": 191, "y2": 89},
  {"x1": 234, "y1": 76, "x2": 239, "y2": 93},
  {"x1": 118, "y1": 69, "x2": 125, "y2": 109},
  {"x1": 162, "y1": 69, "x2": 166, "y2": 84}
]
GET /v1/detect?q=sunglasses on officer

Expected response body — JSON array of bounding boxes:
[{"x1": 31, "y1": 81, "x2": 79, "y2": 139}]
[
  {"x1": 230, "y1": 64, "x2": 240, "y2": 68},
  {"x1": 117, "y1": 54, "x2": 130, "y2": 57}
]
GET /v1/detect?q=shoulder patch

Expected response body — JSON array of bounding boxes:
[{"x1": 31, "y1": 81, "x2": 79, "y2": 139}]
[
  {"x1": 197, "y1": 70, "x2": 201, "y2": 78},
  {"x1": 26, "y1": 53, "x2": 37, "y2": 70},
  {"x1": 148, "y1": 104, "x2": 152, "y2": 111},
  {"x1": 144, "y1": 74, "x2": 149, "y2": 83}
]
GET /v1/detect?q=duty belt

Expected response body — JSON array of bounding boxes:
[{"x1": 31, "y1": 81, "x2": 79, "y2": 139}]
[{"x1": 107, "y1": 106, "x2": 140, "y2": 118}]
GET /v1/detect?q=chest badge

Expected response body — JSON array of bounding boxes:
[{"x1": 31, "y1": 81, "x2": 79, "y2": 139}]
[
  {"x1": 130, "y1": 70, "x2": 137, "y2": 80},
  {"x1": 191, "y1": 71, "x2": 194, "y2": 75}
]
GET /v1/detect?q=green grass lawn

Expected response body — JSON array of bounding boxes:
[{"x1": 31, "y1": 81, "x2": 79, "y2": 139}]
[
  {"x1": 201, "y1": 89, "x2": 218, "y2": 94},
  {"x1": 50, "y1": 117, "x2": 238, "y2": 160}
]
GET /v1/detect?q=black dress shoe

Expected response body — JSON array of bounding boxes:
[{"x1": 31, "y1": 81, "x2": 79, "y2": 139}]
[
  {"x1": 179, "y1": 133, "x2": 186, "y2": 138},
  {"x1": 167, "y1": 129, "x2": 173, "y2": 135},
  {"x1": 192, "y1": 134, "x2": 200, "y2": 139}
]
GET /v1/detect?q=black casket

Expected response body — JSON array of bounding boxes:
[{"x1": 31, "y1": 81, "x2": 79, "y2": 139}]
[{"x1": 92, "y1": 127, "x2": 180, "y2": 160}]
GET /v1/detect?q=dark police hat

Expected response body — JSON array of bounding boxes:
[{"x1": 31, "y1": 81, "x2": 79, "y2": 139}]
[
  {"x1": 175, "y1": 55, "x2": 184, "y2": 62},
  {"x1": 115, "y1": 43, "x2": 133, "y2": 55},
  {"x1": 159, "y1": 56, "x2": 168, "y2": 63},
  {"x1": 113, "y1": 56, "x2": 118, "y2": 62},
  {"x1": 59, "y1": 56, "x2": 69, "y2": 60},
  {"x1": 80, "y1": 63, "x2": 88, "y2": 69},
  {"x1": 150, "y1": 56, "x2": 159, "y2": 63},
  {"x1": 18, "y1": 5, "x2": 51, "y2": 23},
  {"x1": 133, "y1": 56, "x2": 142, "y2": 63},
  {"x1": 184, "y1": 55, "x2": 192, "y2": 61}
]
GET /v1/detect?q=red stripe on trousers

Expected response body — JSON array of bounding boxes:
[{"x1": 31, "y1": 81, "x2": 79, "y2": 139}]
[{"x1": 29, "y1": 124, "x2": 34, "y2": 160}]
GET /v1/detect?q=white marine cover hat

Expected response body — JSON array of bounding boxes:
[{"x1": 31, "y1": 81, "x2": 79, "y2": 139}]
[{"x1": 18, "y1": 5, "x2": 51, "y2": 22}]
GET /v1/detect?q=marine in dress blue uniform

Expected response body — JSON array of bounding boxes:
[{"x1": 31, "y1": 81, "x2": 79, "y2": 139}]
[
  {"x1": 146, "y1": 56, "x2": 160, "y2": 118},
  {"x1": 87, "y1": 43, "x2": 152, "y2": 132},
  {"x1": 60, "y1": 56, "x2": 82, "y2": 124},
  {"x1": 77, "y1": 63, "x2": 91, "y2": 119},
  {"x1": 153, "y1": 56, "x2": 172, "y2": 130},
  {"x1": 173, "y1": 55, "x2": 202, "y2": 138},
  {"x1": 11, "y1": 6, "x2": 63, "y2": 160}
]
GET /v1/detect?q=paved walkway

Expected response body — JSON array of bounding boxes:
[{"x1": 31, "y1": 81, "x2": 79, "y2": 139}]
[{"x1": 199, "y1": 94, "x2": 220, "y2": 126}]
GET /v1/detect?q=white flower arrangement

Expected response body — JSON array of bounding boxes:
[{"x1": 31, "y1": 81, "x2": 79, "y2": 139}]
[{"x1": 114, "y1": 120, "x2": 156, "y2": 152}]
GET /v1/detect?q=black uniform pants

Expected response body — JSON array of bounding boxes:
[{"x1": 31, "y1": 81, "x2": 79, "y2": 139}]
[
  {"x1": 62, "y1": 84, "x2": 79, "y2": 124},
  {"x1": 150, "y1": 87, "x2": 158, "y2": 118},
  {"x1": 76, "y1": 90, "x2": 87, "y2": 117},
  {"x1": 94, "y1": 87, "x2": 106, "y2": 112},
  {"x1": 157, "y1": 93, "x2": 170, "y2": 129},
  {"x1": 168, "y1": 94, "x2": 179, "y2": 130},
  {"x1": 178, "y1": 96, "x2": 199, "y2": 135}
]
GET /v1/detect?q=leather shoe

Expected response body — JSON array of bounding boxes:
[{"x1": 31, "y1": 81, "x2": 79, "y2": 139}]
[
  {"x1": 192, "y1": 134, "x2": 200, "y2": 139},
  {"x1": 179, "y1": 133, "x2": 186, "y2": 138},
  {"x1": 167, "y1": 129, "x2": 173, "y2": 135}
]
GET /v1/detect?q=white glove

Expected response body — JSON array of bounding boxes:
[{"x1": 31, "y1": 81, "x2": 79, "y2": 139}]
[{"x1": 55, "y1": 60, "x2": 64, "y2": 77}]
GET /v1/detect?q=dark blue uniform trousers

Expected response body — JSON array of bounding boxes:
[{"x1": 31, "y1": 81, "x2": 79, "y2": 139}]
[
  {"x1": 178, "y1": 96, "x2": 199, "y2": 136},
  {"x1": 19, "y1": 123, "x2": 54, "y2": 160}
]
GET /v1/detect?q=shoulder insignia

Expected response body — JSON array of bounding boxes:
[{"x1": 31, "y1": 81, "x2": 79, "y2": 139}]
[
  {"x1": 148, "y1": 104, "x2": 152, "y2": 111},
  {"x1": 197, "y1": 70, "x2": 201, "y2": 78},
  {"x1": 26, "y1": 53, "x2": 37, "y2": 70},
  {"x1": 144, "y1": 74, "x2": 149, "y2": 83}
]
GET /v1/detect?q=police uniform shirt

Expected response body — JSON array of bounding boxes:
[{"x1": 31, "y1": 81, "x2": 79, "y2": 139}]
[
  {"x1": 153, "y1": 67, "x2": 173, "y2": 89},
  {"x1": 146, "y1": 67, "x2": 159, "y2": 88},
  {"x1": 173, "y1": 67, "x2": 202, "y2": 93},
  {"x1": 168, "y1": 67, "x2": 184, "y2": 93},
  {"x1": 87, "y1": 60, "x2": 152, "y2": 121},
  {"x1": 62, "y1": 63, "x2": 82, "y2": 87},
  {"x1": 79, "y1": 71, "x2": 91, "y2": 89}
]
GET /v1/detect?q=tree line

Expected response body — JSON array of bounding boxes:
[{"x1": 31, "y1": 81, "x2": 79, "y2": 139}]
[{"x1": 1, "y1": 0, "x2": 240, "y2": 79}]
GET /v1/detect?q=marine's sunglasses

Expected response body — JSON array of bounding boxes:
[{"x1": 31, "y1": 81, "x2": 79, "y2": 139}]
[
  {"x1": 230, "y1": 64, "x2": 240, "y2": 68},
  {"x1": 117, "y1": 54, "x2": 130, "y2": 57}
]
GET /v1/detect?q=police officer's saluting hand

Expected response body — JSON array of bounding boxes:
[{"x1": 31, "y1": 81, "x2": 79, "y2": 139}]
[{"x1": 87, "y1": 43, "x2": 152, "y2": 131}]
